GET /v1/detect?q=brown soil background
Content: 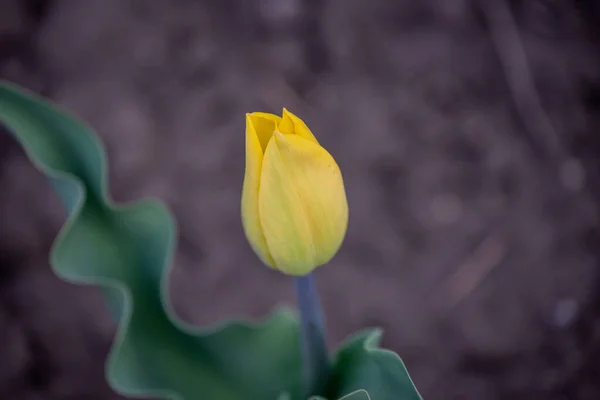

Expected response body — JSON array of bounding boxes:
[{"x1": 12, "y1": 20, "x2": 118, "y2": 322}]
[{"x1": 2, "y1": 0, "x2": 600, "y2": 399}]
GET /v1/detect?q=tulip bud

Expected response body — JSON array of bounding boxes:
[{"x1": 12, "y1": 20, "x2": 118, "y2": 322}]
[{"x1": 241, "y1": 109, "x2": 348, "y2": 276}]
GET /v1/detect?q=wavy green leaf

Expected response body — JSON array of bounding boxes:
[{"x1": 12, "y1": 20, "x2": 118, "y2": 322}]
[
  {"x1": 326, "y1": 329, "x2": 422, "y2": 400},
  {"x1": 0, "y1": 81, "x2": 303, "y2": 400}
]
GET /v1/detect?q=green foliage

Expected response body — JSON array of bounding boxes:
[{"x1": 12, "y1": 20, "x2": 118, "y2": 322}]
[
  {"x1": 311, "y1": 389, "x2": 372, "y2": 400},
  {"x1": 327, "y1": 330, "x2": 422, "y2": 400},
  {"x1": 0, "y1": 82, "x2": 422, "y2": 400}
]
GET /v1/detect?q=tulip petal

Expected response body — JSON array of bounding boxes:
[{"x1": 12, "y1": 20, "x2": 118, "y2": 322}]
[
  {"x1": 279, "y1": 109, "x2": 319, "y2": 144},
  {"x1": 259, "y1": 131, "x2": 348, "y2": 275},
  {"x1": 242, "y1": 114, "x2": 275, "y2": 267},
  {"x1": 248, "y1": 112, "x2": 280, "y2": 152}
]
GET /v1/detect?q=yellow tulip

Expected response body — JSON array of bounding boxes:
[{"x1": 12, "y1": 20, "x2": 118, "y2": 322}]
[{"x1": 241, "y1": 109, "x2": 348, "y2": 276}]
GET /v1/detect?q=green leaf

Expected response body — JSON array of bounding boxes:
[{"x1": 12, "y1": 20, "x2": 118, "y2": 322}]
[
  {"x1": 310, "y1": 389, "x2": 372, "y2": 400},
  {"x1": 0, "y1": 81, "x2": 304, "y2": 400},
  {"x1": 326, "y1": 330, "x2": 422, "y2": 400},
  {"x1": 337, "y1": 390, "x2": 372, "y2": 400}
]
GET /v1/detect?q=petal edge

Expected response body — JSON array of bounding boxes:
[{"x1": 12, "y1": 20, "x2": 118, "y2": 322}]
[
  {"x1": 248, "y1": 112, "x2": 280, "y2": 153},
  {"x1": 280, "y1": 109, "x2": 319, "y2": 144},
  {"x1": 242, "y1": 113, "x2": 275, "y2": 267}
]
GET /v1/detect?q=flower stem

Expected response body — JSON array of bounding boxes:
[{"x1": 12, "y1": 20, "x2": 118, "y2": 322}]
[{"x1": 294, "y1": 273, "x2": 330, "y2": 398}]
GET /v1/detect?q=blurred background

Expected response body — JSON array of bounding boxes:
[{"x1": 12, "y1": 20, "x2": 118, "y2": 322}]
[{"x1": 1, "y1": 0, "x2": 600, "y2": 399}]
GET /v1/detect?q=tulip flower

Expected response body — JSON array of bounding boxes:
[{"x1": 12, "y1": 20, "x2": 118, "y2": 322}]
[{"x1": 241, "y1": 109, "x2": 348, "y2": 276}]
